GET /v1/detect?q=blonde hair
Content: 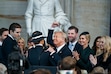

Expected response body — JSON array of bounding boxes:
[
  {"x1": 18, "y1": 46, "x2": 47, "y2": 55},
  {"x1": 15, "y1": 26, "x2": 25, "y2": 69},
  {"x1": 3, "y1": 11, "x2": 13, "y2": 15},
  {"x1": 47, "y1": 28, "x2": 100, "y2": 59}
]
[
  {"x1": 79, "y1": 32, "x2": 90, "y2": 43},
  {"x1": 101, "y1": 36, "x2": 111, "y2": 62},
  {"x1": 17, "y1": 37, "x2": 26, "y2": 52},
  {"x1": 85, "y1": 34, "x2": 90, "y2": 43},
  {"x1": 91, "y1": 66, "x2": 105, "y2": 74}
]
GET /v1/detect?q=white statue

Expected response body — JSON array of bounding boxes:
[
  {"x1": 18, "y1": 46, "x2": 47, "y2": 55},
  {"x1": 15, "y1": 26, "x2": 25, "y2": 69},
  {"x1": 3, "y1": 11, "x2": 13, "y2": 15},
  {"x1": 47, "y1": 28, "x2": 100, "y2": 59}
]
[{"x1": 25, "y1": 0, "x2": 71, "y2": 36}]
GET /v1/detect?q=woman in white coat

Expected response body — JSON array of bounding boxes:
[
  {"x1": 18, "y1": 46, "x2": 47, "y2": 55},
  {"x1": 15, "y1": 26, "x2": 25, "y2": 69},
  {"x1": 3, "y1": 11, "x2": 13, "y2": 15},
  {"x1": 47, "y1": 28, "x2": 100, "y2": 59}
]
[{"x1": 25, "y1": 0, "x2": 71, "y2": 36}]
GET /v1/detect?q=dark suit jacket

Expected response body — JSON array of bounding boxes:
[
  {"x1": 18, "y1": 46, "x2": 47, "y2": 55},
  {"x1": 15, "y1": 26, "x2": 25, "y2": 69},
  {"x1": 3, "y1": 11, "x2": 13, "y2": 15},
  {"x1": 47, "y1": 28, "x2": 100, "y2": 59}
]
[
  {"x1": 47, "y1": 29, "x2": 55, "y2": 47},
  {"x1": 47, "y1": 29, "x2": 72, "y2": 66},
  {"x1": 96, "y1": 53, "x2": 111, "y2": 69},
  {"x1": 27, "y1": 45, "x2": 50, "y2": 66},
  {"x1": 49, "y1": 44, "x2": 72, "y2": 66},
  {"x1": 0, "y1": 46, "x2": 2, "y2": 63},
  {"x1": 1, "y1": 35, "x2": 17, "y2": 66},
  {"x1": 67, "y1": 42, "x2": 83, "y2": 53},
  {"x1": 76, "y1": 45, "x2": 94, "y2": 72}
]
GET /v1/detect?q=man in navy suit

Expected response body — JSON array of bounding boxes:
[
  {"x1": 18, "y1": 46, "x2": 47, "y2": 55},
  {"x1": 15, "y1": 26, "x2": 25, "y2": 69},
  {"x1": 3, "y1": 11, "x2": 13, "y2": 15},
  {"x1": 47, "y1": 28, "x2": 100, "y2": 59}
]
[
  {"x1": 46, "y1": 30, "x2": 72, "y2": 66},
  {"x1": 0, "y1": 28, "x2": 9, "y2": 63},
  {"x1": 67, "y1": 26, "x2": 83, "y2": 53},
  {"x1": 1, "y1": 23, "x2": 22, "y2": 66}
]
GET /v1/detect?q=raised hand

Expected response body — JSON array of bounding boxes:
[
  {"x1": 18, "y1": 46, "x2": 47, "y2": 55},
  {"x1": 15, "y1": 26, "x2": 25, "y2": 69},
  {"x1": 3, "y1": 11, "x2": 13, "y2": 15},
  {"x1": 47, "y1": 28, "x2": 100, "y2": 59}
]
[{"x1": 89, "y1": 54, "x2": 97, "y2": 65}]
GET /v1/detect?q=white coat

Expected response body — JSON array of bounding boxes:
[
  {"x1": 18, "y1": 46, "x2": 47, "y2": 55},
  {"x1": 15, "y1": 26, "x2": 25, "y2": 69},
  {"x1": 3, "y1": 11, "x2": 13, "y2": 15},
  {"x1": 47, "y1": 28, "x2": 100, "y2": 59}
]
[{"x1": 25, "y1": 0, "x2": 71, "y2": 36}]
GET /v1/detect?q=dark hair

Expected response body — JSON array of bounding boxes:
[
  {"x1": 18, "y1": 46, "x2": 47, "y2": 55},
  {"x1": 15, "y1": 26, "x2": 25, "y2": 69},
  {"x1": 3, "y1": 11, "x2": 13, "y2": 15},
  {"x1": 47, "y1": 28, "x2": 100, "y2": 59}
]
[
  {"x1": 92, "y1": 36, "x2": 101, "y2": 52},
  {"x1": 9, "y1": 23, "x2": 21, "y2": 33},
  {"x1": 0, "y1": 28, "x2": 8, "y2": 36},
  {"x1": 108, "y1": 63, "x2": 111, "y2": 74},
  {"x1": 80, "y1": 31, "x2": 89, "y2": 36},
  {"x1": 27, "y1": 37, "x2": 32, "y2": 43},
  {"x1": 74, "y1": 66, "x2": 81, "y2": 74},
  {"x1": 68, "y1": 26, "x2": 79, "y2": 33},
  {"x1": 79, "y1": 31, "x2": 90, "y2": 43}
]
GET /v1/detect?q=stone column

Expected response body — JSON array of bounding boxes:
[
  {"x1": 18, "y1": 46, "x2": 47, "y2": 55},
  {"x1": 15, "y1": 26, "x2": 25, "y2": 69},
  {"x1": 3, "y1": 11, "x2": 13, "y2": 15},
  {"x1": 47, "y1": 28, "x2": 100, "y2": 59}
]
[
  {"x1": 60, "y1": 0, "x2": 110, "y2": 46},
  {"x1": 59, "y1": 0, "x2": 74, "y2": 24}
]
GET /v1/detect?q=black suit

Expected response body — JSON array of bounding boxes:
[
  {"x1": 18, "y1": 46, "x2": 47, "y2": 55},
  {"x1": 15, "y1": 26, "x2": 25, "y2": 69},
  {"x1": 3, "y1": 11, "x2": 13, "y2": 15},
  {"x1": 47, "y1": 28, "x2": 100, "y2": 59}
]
[
  {"x1": 27, "y1": 45, "x2": 50, "y2": 66},
  {"x1": 1, "y1": 35, "x2": 17, "y2": 66},
  {"x1": 76, "y1": 45, "x2": 94, "y2": 72},
  {"x1": 47, "y1": 29, "x2": 72, "y2": 66},
  {"x1": 0, "y1": 46, "x2": 2, "y2": 63},
  {"x1": 47, "y1": 29, "x2": 55, "y2": 47},
  {"x1": 67, "y1": 42, "x2": 83, "y2": 53},
  {"x1": 96, "y1": 53, "x2": 111, "y2": 69},
  {"x1": 49, "y1": 44, "x2": 72, "y2": 66}
]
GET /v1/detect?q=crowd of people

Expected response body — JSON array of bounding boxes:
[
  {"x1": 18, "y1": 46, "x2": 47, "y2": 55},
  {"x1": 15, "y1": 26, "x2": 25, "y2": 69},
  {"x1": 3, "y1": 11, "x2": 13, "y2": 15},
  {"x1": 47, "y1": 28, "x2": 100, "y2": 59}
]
[{"x1": 0, "y1": 22, "x2": 111, "y2": 74}]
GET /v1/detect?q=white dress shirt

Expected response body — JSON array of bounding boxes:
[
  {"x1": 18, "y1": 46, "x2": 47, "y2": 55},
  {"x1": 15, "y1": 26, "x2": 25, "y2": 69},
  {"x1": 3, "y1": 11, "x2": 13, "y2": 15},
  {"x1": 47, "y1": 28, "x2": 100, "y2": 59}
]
[{"x1": 56, "y1": 43, "x2": 65, "y2": 53}]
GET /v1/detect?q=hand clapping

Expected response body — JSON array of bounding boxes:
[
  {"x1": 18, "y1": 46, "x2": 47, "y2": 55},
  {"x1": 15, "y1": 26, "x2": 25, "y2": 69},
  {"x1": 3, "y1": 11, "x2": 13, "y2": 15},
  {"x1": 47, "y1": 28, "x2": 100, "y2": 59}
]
[{"x1": 72, "y1": 51, "x2": 80, "y2": 60}]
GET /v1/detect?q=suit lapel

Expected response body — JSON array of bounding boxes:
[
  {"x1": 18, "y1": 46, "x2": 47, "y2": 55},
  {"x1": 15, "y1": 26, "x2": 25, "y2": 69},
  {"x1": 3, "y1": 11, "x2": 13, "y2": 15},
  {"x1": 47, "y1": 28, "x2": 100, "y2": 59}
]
[{"x1": 58, "y1": 45, "x2": 66, "y2": 54}]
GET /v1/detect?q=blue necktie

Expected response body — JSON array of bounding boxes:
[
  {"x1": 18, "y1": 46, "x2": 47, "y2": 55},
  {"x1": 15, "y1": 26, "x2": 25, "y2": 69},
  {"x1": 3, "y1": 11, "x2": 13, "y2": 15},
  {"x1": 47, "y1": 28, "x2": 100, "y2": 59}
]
[{"x1": 69, "y1": 43, "x2": 73, "y2": 51}]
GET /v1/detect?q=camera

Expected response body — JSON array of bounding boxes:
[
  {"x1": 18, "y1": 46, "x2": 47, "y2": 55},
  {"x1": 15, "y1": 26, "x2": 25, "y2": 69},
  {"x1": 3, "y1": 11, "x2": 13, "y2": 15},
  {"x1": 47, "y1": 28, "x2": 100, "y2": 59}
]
[{"x1": 8, "y1": 45, "x2": 29, "y2": 74}]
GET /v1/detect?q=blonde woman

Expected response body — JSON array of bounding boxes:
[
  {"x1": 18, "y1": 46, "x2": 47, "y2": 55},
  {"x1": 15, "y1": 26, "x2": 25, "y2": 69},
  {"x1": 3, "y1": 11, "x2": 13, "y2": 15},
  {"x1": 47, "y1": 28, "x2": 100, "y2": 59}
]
[
  {"x1": 90, "y1": 36, "x2": 111, "y2": 70},
  {"x1": 72, "y1": 32, "x2": 94, "y2": 73},
  {"x1": 17, "y1": 37, "x2": 26, "y2": 55}
]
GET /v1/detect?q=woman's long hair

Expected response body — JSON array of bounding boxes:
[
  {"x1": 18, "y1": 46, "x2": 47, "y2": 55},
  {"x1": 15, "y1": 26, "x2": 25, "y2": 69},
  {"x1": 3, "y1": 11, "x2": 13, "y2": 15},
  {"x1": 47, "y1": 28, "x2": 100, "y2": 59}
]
[{"x1": 101, "y1": 36, "x2": 111, "y2": 62}]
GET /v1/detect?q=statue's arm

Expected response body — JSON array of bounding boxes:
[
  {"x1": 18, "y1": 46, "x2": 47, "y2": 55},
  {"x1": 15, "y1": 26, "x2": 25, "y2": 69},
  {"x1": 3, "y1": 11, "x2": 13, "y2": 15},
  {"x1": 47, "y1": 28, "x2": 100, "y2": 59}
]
[
  {"x1": 54, "y1": 0, "x2": 72, "y2": 32},
  {"x1": 25, "y1": 0, "x2": 34, "y2": 36}
]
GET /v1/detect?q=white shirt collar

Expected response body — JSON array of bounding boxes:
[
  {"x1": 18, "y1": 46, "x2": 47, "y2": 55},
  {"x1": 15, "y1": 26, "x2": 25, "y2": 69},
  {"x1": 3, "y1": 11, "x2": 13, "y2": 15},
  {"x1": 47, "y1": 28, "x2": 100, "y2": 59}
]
[
  {"x1": 0, "y1": 41, "x2": 2, "y2": 46},
  {"x1": 36, "y1": 44, "x2": 43, "y2": 46},
  {"x1": 56, "y1": 43, "x2": 66, "y2": 53},
  {"x1": 69, "y1": 40, "x2": 77, "y2": 46},
  {"x1": 8, "y1": 34, "x2": 15, "y2": 40}
]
